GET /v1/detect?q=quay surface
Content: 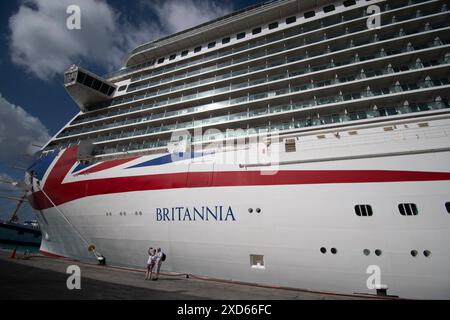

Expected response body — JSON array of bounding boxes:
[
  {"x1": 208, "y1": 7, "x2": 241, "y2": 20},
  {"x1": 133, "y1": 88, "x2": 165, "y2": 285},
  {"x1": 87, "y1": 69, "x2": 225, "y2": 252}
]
[{"x1": 0, "y1": 249, "x2": 379, "y2": 300}]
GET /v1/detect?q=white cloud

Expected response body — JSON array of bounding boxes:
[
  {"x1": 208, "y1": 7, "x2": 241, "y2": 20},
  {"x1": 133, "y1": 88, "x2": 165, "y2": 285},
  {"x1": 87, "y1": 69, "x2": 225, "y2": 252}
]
[
  {"x1": 8, "y1": 0, "x2": 233, "y2": 81},
  {"x1": 0, "y1": 93, "x2": 50, "y2": 163},
  {"x1": 146, "y1": 0, "x2": 233, "y2": 34}
]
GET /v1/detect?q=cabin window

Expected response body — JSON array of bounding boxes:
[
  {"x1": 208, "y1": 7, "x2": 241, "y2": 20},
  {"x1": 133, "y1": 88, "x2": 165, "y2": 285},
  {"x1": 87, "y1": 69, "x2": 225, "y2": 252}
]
[
  {"x1": 84, "y1": 74, "x2": 94, "y2": 87},
  {"x1": 398, "y1": 203, "x2": 418, "y2": 216},
  {"x1": 250, "y1": 254, "x2": 265, "y2": 269},
  {"x1": 92, "y1": 79, "x2": 102, "y2": 90},
  {"x1": 343, "y1": 0, "x2": 356, "y2": 7},
  {"x1": 208, "y1": 41, "x2": 216, "y2": 49},
  {"x1": 118, "y1": 85, "x2": 127, "y2": 92},
  {"x1": 446, "y1": 202, "x2": 450, "y2": 213},
  {"x1": 252, "y1": 27, "x2": 262, "y2": 35},
  {"x1": 194, "y1": 46, "x2": 202, "y2": 53},
  {"x1": 169, "y1": 54, "x2": 176, "y2": 60},
  {"x1": 237, "y1": 32, "x2": 246, "y2": 40},
  {"x1": 268, "y1": 22, "x2": 279, "y2": 30},
  {"x1": 157, "y1": 57, "x2": 165, "y2": 64},
  {"x1": 222, "y1": 37, "x2": 230, "y2": 44},
  {"x1": 286, "y1": 16, "x2": 296, "y2": 24},
  {"x1": 304, "y1": 11, "x2": 315, "y2": 19},
  {"x1": 355, "y1": 205, "x2": 373, "y2": 217},
  {"x1": 181, "y1": 50, "x2": 189, "y2": 57},
  {"x1": 323, "y1": 5, "x2": 335, "y2": 13}
]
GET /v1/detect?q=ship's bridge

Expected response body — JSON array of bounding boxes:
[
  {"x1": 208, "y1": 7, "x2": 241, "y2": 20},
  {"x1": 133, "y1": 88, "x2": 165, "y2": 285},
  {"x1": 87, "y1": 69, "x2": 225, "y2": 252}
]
[{"x1": 64, "y1": 65, "x2": 116, "y2": 112}]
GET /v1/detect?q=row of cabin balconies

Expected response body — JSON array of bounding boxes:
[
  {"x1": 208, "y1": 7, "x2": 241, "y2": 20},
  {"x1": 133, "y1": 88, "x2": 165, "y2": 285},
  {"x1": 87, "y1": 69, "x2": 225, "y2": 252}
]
[
  {"x1": 70, "y1": 97, "x2": 449, "y2": 158},
  {"x1": 58, "y1": 47, "x2": 450, "y2": 140},
  {"x1": 77, "y1": 16, "x2": 450, "y2": 126},
  {"x1": 104, "y1": 0, "x2": 445, "y2": 82},
  {"x1": 52, "y1": 72, "x2": 450, "y2": 152},
  {"x1": 123, "y1": 2, "x2": 448, "y2": 96}
]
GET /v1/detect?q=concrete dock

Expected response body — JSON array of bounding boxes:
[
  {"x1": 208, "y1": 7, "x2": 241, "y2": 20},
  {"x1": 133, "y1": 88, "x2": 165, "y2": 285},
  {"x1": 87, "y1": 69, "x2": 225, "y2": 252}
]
[{"x1": 0, "y1": 249, "x2": 377, "y2": 300}]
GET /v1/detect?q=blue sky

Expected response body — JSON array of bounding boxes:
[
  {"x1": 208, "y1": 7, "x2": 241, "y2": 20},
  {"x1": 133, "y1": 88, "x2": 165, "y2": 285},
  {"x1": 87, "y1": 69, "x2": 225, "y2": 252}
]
[{"x1": 0, "y1": 0, "x2": 263, "y2": 221}]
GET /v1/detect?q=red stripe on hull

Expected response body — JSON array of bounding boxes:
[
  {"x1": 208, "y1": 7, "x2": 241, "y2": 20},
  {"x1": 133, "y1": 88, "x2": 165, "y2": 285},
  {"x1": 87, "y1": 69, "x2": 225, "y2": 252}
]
[{"x1": 28, "y1": 147, "x2": 450, "y2": 211}]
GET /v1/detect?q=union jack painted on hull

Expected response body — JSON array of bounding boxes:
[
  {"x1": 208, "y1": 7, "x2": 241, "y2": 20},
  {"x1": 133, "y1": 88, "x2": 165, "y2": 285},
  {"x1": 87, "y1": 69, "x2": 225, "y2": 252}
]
[{"x1": 28, "y1": 146, "x2": 450, "y2": 211}]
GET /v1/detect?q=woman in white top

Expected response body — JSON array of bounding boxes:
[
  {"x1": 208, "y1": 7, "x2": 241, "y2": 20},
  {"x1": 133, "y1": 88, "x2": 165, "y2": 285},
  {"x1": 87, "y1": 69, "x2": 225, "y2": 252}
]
[{"x1": 145, "y1": 248, "x2": 156, "y2": 280}]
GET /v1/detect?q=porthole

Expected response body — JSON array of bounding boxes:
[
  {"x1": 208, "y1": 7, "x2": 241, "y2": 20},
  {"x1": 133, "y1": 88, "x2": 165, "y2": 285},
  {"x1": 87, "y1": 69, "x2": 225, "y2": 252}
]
[
  {"x1": 139, "y1": 211, "x2": 143, "y2": 216},
  {"x1": 411, "y1": 250, "x2": 418, "y2": 257},
  {"x1": 423, "y1": 250, "x2": 431, "y2": 258},
  {"x1": 363, "y1": 249, "x2": 370, "y2": 256},
  {"x1": 445, "y1": 202, "x2": 450, "y2": 214},
  {"x1": 320, "y1": 247, "x2": 327, "y2": 254},
  {"x1": 375, "y1": 249, "x2": 382, "y2": 256},
  {"x1": 248, "y1": 208, "x2": 253, "y2": 213},
  {"x1": 256, "y1": 208, "x2": 261, "y2": 213},
  {"x1": 331, "y1": 248, "x2": 337, "y2": 255}
]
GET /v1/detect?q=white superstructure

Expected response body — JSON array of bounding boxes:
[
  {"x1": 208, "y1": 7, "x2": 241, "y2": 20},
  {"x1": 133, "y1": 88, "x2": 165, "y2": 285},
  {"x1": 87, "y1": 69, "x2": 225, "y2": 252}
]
[{"x1": 27, "y1": 0, "x2": 450, "y2": 299}]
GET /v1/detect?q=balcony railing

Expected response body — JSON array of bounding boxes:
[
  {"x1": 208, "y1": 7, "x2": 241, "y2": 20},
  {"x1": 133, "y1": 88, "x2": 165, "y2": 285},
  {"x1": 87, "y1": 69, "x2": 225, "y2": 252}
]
[
  {"x1": 103, "y1": 0, "x2": 440, "y2": 80},
  {"x1": 90, "y1": 98, "x2": 449, "y2": 157},
  {"x1": 58, "y1": 56, "x2": 450, "y2": 139},
  {"x1": 70, "y1": 32, "x2": 450, "y2": 127}
]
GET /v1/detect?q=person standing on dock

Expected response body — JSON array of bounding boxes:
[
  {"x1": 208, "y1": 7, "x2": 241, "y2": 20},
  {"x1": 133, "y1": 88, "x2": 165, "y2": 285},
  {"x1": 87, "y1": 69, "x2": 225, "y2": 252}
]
[
  {"x1": 145, "y1": 248, "x2": 156, "y2": 280},
  {"x1": 153, "y1": 248, "x2": 165, "y2": 281}
]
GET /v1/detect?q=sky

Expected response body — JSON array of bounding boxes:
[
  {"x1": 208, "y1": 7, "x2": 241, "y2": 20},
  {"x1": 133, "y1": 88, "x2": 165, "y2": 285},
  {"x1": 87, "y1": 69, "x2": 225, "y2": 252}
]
[{"x1": 0, "y1": 0, "x2": 264, "y2": 222}]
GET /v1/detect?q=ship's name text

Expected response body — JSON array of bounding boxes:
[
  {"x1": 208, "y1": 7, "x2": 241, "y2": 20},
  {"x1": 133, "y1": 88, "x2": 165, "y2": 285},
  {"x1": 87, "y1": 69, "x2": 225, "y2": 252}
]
[{"x1": 156, "y1": 206, "x2": 236, "y2": 222}]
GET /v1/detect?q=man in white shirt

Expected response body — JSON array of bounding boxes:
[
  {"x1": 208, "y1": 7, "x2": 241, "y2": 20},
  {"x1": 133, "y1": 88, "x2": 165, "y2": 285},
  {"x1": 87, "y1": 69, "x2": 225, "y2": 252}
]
[{"x1": 153, "y1": 248, "x2": 164, "y2": 281}]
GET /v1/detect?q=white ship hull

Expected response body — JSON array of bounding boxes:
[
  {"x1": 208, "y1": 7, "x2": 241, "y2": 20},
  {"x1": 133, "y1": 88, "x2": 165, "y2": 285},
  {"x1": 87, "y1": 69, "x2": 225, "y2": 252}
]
[{"x1": 28, "y1": 116, "x2": 450, "y2": 299}]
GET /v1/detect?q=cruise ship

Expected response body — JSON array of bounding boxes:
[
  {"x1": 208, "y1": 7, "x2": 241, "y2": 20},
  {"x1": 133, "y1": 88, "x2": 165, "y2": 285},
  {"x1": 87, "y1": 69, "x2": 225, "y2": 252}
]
[{"x1": 26, "y1": 0, "x2": 450, "y2": 299}]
